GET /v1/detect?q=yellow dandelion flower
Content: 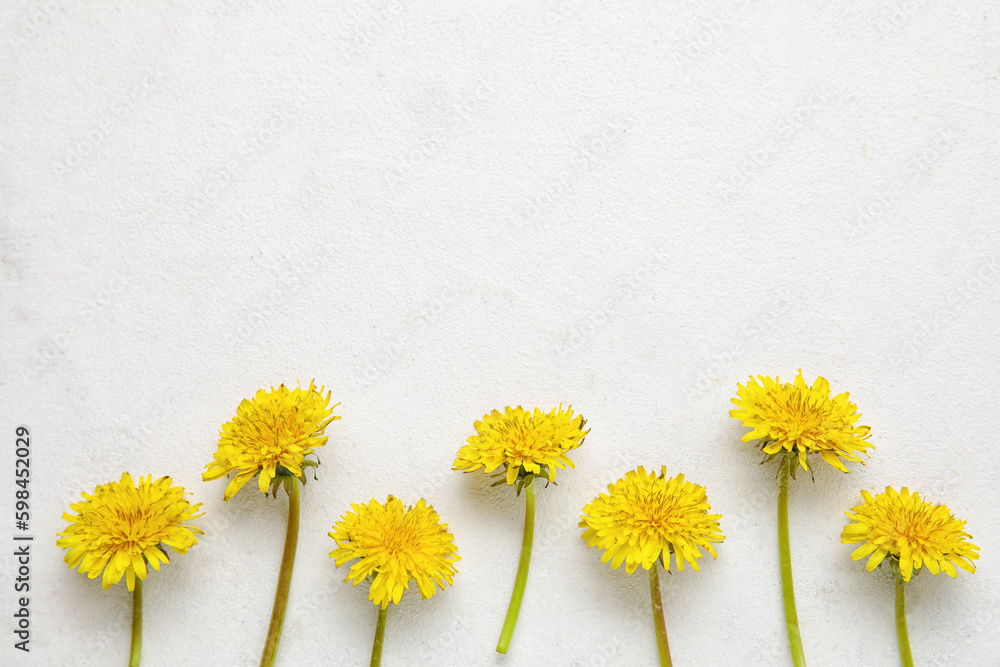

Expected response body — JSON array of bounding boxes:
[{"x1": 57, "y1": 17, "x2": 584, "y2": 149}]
[
  {"x1": 204, "y1": 383, "x2": 338, "y2": 665},
  {"x1": 581, "y1": 467, "x2": 724, "y2": 666},
  {"x1": 730, "y1": 370, "x2": 872, "y2": 473},
  {"x1": 330, "y1": 496, "x2": 460, "y2": 609},
  {"x1": 454, "y1": 405, "x2": 588, "y2": 487},
  {"x1": 842, "y1": 486, "x2": 979, "y2": 582},
  {"x1": 455, "y1": 405, "x2": 587, "y2": 654},
  {"x1": 730, "y1": 371, "x2": 869, "y2": 664},
  {"x1": 580, "y1": 466, "x2": 724, "y2": 574},
  {"x1": 203, "y1": 380, "x2": 340, "y2": 500},
  {"x1": 57, "y1": 473, "x2": 202, "y2": 591}
]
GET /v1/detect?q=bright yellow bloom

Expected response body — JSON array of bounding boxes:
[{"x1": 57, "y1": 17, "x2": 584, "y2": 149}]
[
  {"x1": 730, "y1": 370, "x2": 872, "y2": 473},
  {"x1": 842, "y1": 486, "x2": 979, "y2": 582},
  {"x1": 580, "y1": 466, "x2": 724, "y2": 574},
  {"x1": 454, "y1": 405, "x2": 588, "y2": 486},
  {"x1": 57, "y1": 473, "x2": 202, "y2": 590},
  {"x1": 203, "y1": 381, "x2": 339, "y2": 500},
  {"x1": 330, "y1": 496, "x2": 460, "y2": 608}
]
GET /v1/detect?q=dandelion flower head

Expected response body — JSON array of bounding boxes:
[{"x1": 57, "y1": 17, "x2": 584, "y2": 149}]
[
  {"x1": 454, "y1": 405, "x2": 588, "y2": 487},
  {"x1": 330, "y1": 496, "x2": 460, "y2": 608},
  {"x1": 203, "y1": 381, "x2": 339, "y2": 500},
  {"x1": 580, "y1": 466, "x2": 724, "y2": 574},
  {"x1": 841, "y1": 486, "x2": 979, "y2": 582},
  {"x1": 730, "y1": 370, "x2": 872, "y2": 473},
  {"x1": 57, "y1": 473, "x2": 203, "y2": 590}
]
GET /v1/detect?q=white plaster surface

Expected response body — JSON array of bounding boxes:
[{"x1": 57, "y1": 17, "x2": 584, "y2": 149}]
[{"x1": 2, "y1": 2, "x2": 999, "y2": 665}]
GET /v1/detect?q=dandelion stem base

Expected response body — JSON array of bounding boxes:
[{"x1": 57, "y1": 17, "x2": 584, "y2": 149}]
[
  {"x1": 129, "y1": 578, "x2": 142, "y2": 667},
  {"x1": 496, "y1": 476, "x2": 535, "y2": 654},
  {"x1": 778, "y1": 457, "x2": 806, "y2": 667},
  {"x1": 370, "y1": 604, "x2": 388, "y2": 667},
  {"x1": 260, "y1": 480, "x2": 300, "y2": 667},
  {"x1": 648, "y1": 563, "x2": 672, "y2": 667},
  {"x1": 895, "y1": 574, "x2": 914, "y2": 667}
]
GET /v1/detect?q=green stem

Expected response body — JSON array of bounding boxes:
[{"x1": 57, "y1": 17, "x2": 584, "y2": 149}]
[
  {"x1": 370, "y1": 603, "x2": 388, "y2": 667},
  {"x1": 496, "y1": 476, "x2": 536, "y2": 654},
  {"x1": 778, "y1": 457, "x2": 806, "y2": 667},
  {"x1": 648, "y1": 563, "x2": 673, "y2": 667},
  {"x1": 259, "y1": 479, "x2": 300, "y2": 667},
  {"x1": 895, "y1": 574, "x2": 914, "y2": 667},
  {"x1": 129, "y1": 578, "x2": 142, "y2": 667}
]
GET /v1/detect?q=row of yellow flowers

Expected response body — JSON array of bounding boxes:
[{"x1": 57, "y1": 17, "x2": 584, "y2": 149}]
[{"x1": 57, "y1": 373, "x2": 979, "y2": 667}]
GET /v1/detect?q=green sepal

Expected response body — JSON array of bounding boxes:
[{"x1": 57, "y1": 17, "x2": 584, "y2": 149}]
[{"x1": 490, "y1": 463, "x2": 555, "y2": 496}]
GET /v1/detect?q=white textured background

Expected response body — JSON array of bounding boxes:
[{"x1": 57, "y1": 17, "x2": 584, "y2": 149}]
[{"x1": 2, "y1": 2, "x2": 999, "y2": 665}]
